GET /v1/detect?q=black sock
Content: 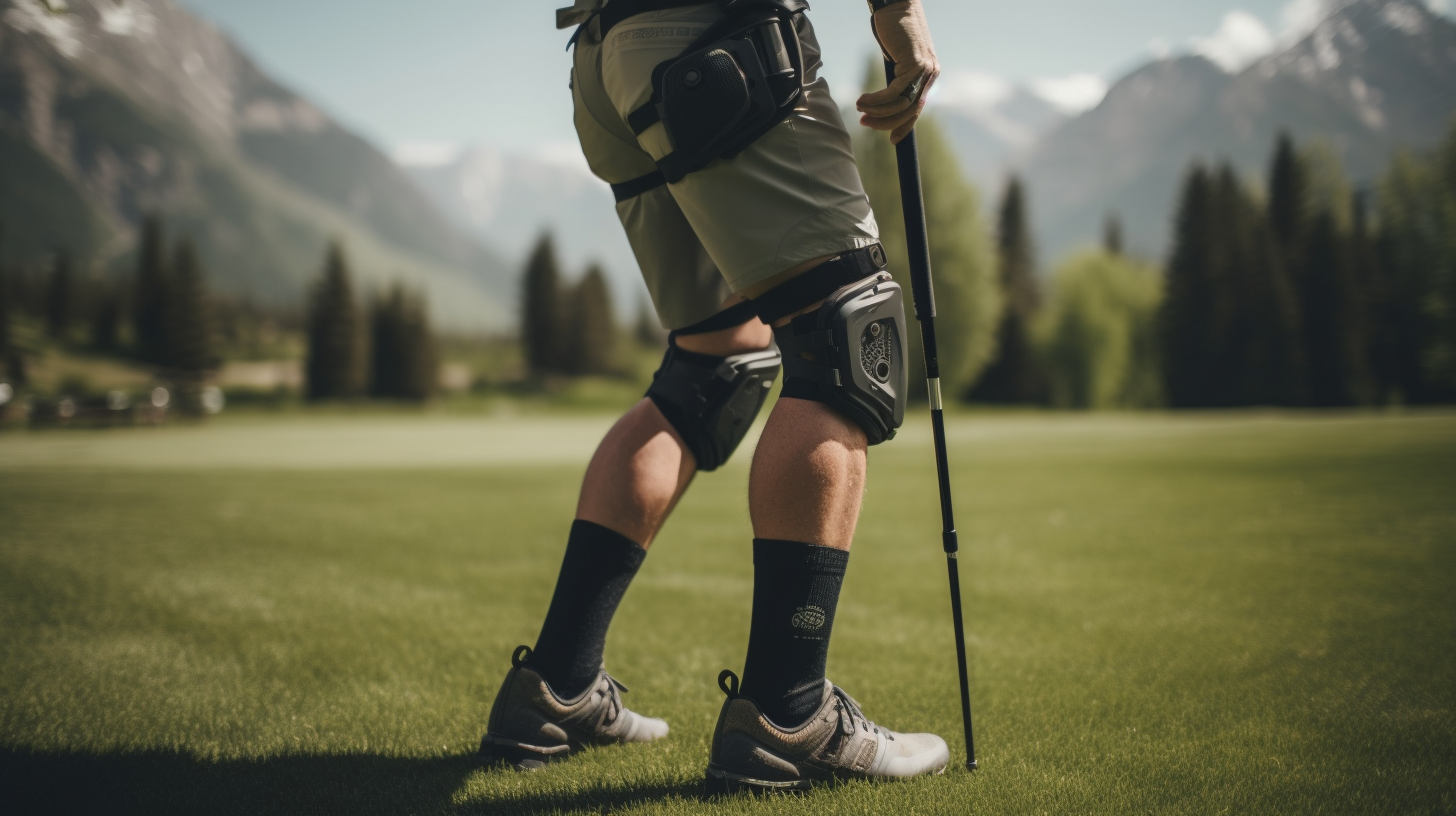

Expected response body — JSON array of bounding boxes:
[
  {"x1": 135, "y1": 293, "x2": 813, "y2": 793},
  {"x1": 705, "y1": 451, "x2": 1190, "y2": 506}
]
[
  {"x1": 530, "y1": 520, "x2": 646, "y2": 699},
  {"x1": 740, "y1": 538, "x2": 849, "y2": 727}
]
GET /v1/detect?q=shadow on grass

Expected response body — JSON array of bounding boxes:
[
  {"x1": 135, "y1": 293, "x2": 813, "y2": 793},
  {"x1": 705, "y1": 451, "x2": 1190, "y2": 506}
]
[{"x1": 0, "y1": 748, "x2": 711, "y2": 815}]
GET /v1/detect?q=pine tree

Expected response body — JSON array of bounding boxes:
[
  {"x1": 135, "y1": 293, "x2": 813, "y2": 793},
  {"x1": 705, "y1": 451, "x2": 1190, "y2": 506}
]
[
  {"x1": 1216, "y1": 165, "x2": 1304, "y2": 405},
  {"x1": 46, "y1": 254, "x2": 74, "y2": 340},
  {"x1": 1269, "y1": 132, "x2": 1306, "y2": 253},
  {"x1": 1351, "y1": 191, "x2": 1389, "y2": 402},
  {"x1": 90, "y1": 278, "x2": 122, "y2": 351},
  {"x1": 0, "y1": 223, "x2": 12, "y2": 382},
  {"x1": 1103, "y1": 213, "x2": 1124, "y2": 256},
  {"x1": 969, "y1": 176, "x2": 1044, "y2": 403},
  {"x1": 1162, "y1": 164, "x2": 1221, "y2": 407},
  {"x1": 134, "y1": 216, "x2": 171, "y2": 365},
  {"x1": 168, "y1": 239, "x2": 215, "y2": 380},
  {"x1": 564, "y1": 264, "x2": 616, "y2": 376},
  {"x1": 522, "y1": 234, "x2": 563, "y2": 377},
  {"x1": 1300, "y1": 212, "x2": 1372, "y2": 405},
  {"x1": 305, "y1": 242, "x2": 364, "y2": 400},
  {"x1": 369, "y1": 284, "x2": 437, "y2": 401}
]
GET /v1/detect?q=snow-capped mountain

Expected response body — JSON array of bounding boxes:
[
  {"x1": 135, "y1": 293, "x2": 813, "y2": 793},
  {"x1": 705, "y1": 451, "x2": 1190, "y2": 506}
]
[{"x1": 1021, "y1": 0, "x2": 1456, "y2": 262}]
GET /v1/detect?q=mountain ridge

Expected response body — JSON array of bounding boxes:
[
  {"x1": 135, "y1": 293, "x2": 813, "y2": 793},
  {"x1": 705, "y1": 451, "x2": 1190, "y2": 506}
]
[
  {"x1": 0, "y1": 0, "x2": 512, "y2": 328},
  {"x1": 1021, "y1": 0, "x2": 1456, "y2": 262}
]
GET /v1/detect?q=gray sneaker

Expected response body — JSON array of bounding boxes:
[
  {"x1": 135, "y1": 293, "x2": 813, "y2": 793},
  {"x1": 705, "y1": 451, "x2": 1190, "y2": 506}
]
[
  {"x1": 479, "y1": 645, "x2": 669, "y2": 770},
  {"x1": 705, "y1": 670, "x2": 950, "y2": 793}
]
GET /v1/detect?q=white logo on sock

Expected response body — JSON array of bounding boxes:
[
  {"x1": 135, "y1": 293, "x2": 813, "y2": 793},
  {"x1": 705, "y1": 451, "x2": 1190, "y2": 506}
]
[{"x1": 791, "y1": 605, "x2": 826, "y2": 631}]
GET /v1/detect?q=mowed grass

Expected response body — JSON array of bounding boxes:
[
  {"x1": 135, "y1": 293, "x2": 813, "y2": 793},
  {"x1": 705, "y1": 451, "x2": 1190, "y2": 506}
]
[{"x1": 0, "y1": 411, "x2": 1453, "y2": 815}]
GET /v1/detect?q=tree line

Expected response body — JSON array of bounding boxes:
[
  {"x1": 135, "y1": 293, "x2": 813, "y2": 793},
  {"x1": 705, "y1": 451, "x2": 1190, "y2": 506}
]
[
  {"x1": 968, "y1": 122, "x2": 1456, "y2": 409},
  {"x1": 0, "y1": 218, "x2": 440, "y2": 406},
  {"x1": 303, "y1": 241, "x2": 438, "y2": 401},
  {"x1": 518, "y1": 234, "x2": 633, "y2": 379}
]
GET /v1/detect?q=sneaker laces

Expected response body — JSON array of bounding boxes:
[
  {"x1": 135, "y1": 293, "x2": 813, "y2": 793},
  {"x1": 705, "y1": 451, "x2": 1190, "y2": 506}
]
[
  {"x1": 587, "y1": 671, "x2": 628, "y2": 732},
  {"x1": 830, "y1": 686, "x2": 894, "y2": 741}
]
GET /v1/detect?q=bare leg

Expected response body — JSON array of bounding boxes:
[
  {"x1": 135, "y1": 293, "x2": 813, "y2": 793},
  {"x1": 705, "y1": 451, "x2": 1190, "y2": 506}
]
[
  {"x1": 748, "y1": 398, "x2": 867, "y2": 550},
  {"x1": 576, "y1": 317, "x2": 773, "y2": 547}
]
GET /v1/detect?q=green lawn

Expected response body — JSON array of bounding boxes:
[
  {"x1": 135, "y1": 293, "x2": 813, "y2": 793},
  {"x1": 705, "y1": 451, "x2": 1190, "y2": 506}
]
[{"x1": 1, "y1": 411, "x2": 1453, "y2": 815}]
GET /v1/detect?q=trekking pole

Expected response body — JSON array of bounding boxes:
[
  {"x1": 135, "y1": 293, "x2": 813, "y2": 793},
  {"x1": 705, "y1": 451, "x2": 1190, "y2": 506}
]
[{"x1": 884, "y1": 59, "x2": 977, "y2": 771}]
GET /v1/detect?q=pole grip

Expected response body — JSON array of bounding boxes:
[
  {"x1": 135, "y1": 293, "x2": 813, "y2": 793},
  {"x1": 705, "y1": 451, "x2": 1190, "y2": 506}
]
[{"x1": 883, "y1": 60, "x2": 937, "y2": 327}]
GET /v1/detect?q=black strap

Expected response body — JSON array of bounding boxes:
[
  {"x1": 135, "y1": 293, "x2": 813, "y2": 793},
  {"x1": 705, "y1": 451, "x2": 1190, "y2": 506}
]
[
  {"x1": 627, "y1": 104, "x2": 661, "y2": 136},
  {"x1": 671, "y1": 300, "x2": 759, "y2": 337},
  {"x1": 749, "y1": 244, "x2": 887, "y2": 324},
  {"x1": 782, "y1": 353, "x2": 840, "y2": 385},
  {"x1": 599, "y1": 0, "x2": 708, "y2": 37},
  {"x1": 611, "y1": 170, "x2": 668, "y2": 202}
]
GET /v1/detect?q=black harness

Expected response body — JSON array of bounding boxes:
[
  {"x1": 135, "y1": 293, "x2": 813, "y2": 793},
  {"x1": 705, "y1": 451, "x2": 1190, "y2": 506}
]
[{"x1": 573, "y1": 0, "x2": 811, "y2": 202}]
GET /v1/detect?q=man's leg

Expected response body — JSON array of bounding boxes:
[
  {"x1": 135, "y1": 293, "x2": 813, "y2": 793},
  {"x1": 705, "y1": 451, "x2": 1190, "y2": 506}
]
[{"x1": 528, "y1": 318, "x2": 772, "y2": 698}]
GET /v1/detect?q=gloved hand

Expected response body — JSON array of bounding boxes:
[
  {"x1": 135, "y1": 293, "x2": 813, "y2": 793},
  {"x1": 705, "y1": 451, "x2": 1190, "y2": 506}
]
[{"x1": 856, "y1": 0, "x2": 940, "y2": 144}]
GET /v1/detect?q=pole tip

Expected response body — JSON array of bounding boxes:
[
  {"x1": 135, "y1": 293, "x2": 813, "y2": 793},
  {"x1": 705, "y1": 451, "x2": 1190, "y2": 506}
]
[{"x1": 966, "y1": 759, "x2": 979, "y2": 771}]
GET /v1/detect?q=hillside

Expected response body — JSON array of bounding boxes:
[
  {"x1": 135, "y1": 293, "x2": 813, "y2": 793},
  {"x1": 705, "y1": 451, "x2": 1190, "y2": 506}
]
[{"x1": 0, "y1": 0, "x2": 511, "y2": 328}]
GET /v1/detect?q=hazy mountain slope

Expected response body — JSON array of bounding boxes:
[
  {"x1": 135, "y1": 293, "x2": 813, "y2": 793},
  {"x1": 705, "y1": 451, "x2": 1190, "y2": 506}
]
[
  {"x1": 932, "y1": 89, "x2": 1067, "y2": 191},
  {"x1": 1021, "y1": 0, "x2": 1456, "y2": 263},
  {"x1": 404, "y1": 147, "x2": 646, "y2": 317},
  {"x1": 0, "y1": 118, "x2": 115, "y2": 261},
  {"x1": 0, "y1": 0, "x2": 510, "y2": 328}
]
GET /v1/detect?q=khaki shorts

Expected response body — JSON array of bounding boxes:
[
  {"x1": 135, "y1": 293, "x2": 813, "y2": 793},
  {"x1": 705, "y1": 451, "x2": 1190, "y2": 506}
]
[{"x1": 571, "y1": 4, "x2": 880, "y2": 330}]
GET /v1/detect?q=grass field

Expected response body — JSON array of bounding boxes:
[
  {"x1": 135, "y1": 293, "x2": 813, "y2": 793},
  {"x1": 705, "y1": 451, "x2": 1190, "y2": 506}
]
[{"x1": 1, "y1": 411, "x2": 1453, "y2": 815}]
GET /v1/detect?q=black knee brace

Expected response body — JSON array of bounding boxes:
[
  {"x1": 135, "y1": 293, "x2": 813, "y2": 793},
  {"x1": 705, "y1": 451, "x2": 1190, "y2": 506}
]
[
  {"x1": 750, "y1": 246, "x2": 908, "y2": 445},
  {"x1": 645, "y1": 304, "x2": 781, "y2": 471}
]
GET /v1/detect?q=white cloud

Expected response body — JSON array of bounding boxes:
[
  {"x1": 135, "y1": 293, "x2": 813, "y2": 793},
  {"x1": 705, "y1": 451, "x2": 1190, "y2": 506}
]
[
  {"x1": 1147, "y1": 37, "x2": 1173, "y2": 60},
  {"x1": 1280, "y1": 0, "x2": 1331, "y2": 40},
  {"x1": 1428, "y1": 0, "x2": 1449, "y2": 13},
  {"x1": 1030, "y1": 73, "x2": 1108, "y2": 115},
  {"x1": 930, "y1": 70, "x2": 1013, "y2": 111},
  {"x1": 1193, "y1": 10, "x2": 1276, "y2": 72},
  {"x1": 392, "y1": 140, "x2": 462, "y2": 168}
]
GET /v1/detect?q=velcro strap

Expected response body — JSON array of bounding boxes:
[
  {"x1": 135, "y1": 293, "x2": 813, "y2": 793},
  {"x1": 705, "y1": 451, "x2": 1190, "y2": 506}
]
[
  {"x1": 782, "y1": 354, "x2": 840, "y2": 386},
  {"x1": 611, "y1": 170, "x2": 668, "y2": 202},
  {"x1": 749, "y1": 244, "x2": 887, "y2": 324},
  {"x1": 774, "y1": 328, "x2": 833, "y2": 356}
]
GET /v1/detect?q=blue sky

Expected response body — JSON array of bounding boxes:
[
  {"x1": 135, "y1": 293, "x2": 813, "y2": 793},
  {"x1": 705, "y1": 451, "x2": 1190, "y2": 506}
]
[{"x1": 180, "y1": 0, "x2": 1450, "y2": 162}]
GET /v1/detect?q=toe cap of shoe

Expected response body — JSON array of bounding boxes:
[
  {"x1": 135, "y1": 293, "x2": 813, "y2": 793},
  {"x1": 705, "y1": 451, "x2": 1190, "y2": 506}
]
[
  {"x1": 878, "y1": 732, "x2": 950, "y2": 777},
  {"x1": 623, "y1": 712, "x2": 670, "y2": 742}
]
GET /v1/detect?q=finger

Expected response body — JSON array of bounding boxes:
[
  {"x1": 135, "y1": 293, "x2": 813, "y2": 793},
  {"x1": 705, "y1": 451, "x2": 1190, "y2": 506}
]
[
  {"x1": 854, "y1": 69, "x2": 923, "y2": 112},
  {"x1": 856, "y1": 93, "x2": 913, "y2": 119},
  {"x1": 855, "y1": 87, "x2": 913, "y2": 116},
  {"x1": 890, "y1": 119, "x2": 916, "y2": 145},
  {"x1": 859, "y1": 105, "x2": 918, "y2": 134}
]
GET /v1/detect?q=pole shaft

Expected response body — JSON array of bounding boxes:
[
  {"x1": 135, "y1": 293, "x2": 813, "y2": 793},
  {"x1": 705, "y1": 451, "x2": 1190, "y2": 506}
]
[{"x1": 885, "y1": 60, "x2": 977, "y2": 770}]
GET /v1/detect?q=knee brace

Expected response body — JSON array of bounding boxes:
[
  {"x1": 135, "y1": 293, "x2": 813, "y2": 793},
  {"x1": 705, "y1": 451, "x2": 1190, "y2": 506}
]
[
  {"x1": 645, "y1": 304, "x2": 781, "y2": 471},
  {"x1": 750, "y1": 245, "x2": 907, "y2": 445},
  {"x1": 773, "y1": 274, "x2": 907, "y2": 444}
]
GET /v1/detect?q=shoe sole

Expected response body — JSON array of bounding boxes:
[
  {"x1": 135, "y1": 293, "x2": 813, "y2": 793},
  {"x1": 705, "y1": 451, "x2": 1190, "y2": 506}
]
[
  {"x1": 479, "y1": 734, "x2": 572, "y2": 771},
  {"x1": 705, "y1": 766, "x2": 815, "y2": 795},
  {"x1": 704, "y1": 763, "x2": 949, "y2": 796}
]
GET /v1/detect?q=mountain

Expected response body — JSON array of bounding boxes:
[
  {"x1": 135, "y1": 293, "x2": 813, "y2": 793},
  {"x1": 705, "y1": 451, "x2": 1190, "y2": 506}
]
[
  {"x1": 1021, "y1": 0, "x2": 1456, "y2": 263},
  {"x1": 930, "y1": 87, "x2": 1068, "y2": 191},
  {"x1": 0, "y1": 0, "x2": 512, "y2": 328},
  {"x1": 402, "y1": 146, "x2": 646, "y2": 318}
]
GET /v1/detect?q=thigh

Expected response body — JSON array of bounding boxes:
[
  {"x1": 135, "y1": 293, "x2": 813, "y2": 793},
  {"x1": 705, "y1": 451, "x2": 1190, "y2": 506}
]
[
  {"x1": 599, "y1": 8, "x2": 881, "y2": 294},
  {"x1": 573, "y1": 15, "x2": 732, "y2": 331}
]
